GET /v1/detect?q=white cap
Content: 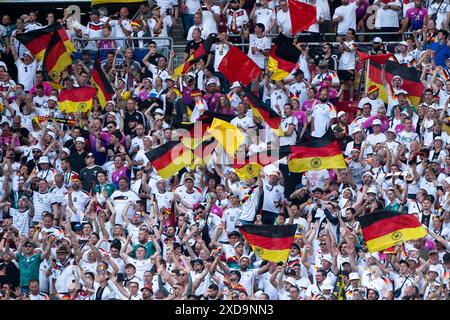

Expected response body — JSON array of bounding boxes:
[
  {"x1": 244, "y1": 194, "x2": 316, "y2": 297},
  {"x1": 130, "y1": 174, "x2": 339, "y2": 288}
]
[
  {"x1": 321, "y1": 280, "x2": 334, "y2": 291},
  {"x1": 386, "y1": 128, "x2": 396, "y2": 135},
  {"x1": 206, "y1": 78, "x2": 219, "y2": 86},
  {"x1": 399, "y1": 41, "x2": 408, "y2": 47},
  {"x1": 372, "y1": 119, "x2": 382, "y2": 126},
  {"x1": 349, "y1": 272, "x2": 360, "y2": 281},
  {"x1": 284, "y1": 277, "x2": 297, "y2": 286},
  {"x1": 367, "y1": 186, "x2": 378, "y2": 194},
  {"x1": 428, "y1": 265, "x2": 440, "y2": 274},
  {"x1": 39, "y1": 156, "x2": 50, "y2": 164},
  {"x1": 32, "y1": 145, "x2": 42, "y2": 151},
  {"x1": 297, "y1": 277, "x2": 311, "y2": 289},
  {"x1": 337, "y1": 111, "x2": 346, "y2": 118},
  {"x1": 321, "y1": 254, "x2": 333, "y2": 264},
  {"x1": 362, "y1": 171, "x2": 373, "y2": 178},
  {"x1": 230, "y1": 81, "x2": 241, "y2": 89},
  {"x1": 46, "y1": 131, "x2": 56, "y2": 140},
  {"x1": 106, "y1": 100, "x2": 115, "y2": 107},
  {"x1": 373, "y1": 37, "x2": 383, "y2": 44},
  {"x1": 153, "y1": 108, "x2": 164, "y2": 115},
  {"x1": 23, "y1": 51, "x2": 33, "y2": 58},
  {"x1": 48, "y1": 96, "x2": 58, "y2": 102},
  {"x1": 75, "y1": 137, "x2": 85, "y2": 144},
  {"x1": 61, "y1": 147, "x2": 71, "y2": 155},
  {"x1": 395, "y1": 89, "x2": 408, "y2": 96},
  {"x1": 435, "y1": 136, "x2": 443, "y2": 141},
  {"x1": 351, "y1": 127, "x2": 362, "y2": 135}
]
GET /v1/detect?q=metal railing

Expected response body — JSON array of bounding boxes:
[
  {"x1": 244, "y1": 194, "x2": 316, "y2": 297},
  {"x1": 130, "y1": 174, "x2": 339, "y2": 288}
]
[{"x1": 72, "y1": 36, "x2": 174, "y2": 52}]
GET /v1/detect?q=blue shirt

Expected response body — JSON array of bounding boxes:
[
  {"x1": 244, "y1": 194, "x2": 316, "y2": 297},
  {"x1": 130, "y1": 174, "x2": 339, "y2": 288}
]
[{"x1": 425, "y1": 42, "x2": 450, "y2": 68}]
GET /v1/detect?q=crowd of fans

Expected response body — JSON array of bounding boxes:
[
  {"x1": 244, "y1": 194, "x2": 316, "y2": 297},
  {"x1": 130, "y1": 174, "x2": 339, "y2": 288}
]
[{"x1": 0, "y1": 0, "x2": 450, "y2": 301}]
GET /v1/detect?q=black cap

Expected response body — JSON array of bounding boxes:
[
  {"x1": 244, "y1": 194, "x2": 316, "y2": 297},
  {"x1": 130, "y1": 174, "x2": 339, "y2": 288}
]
[
  {"x1": 229, "y1": 231, "x2": 241, "y2": 238},
  {"x1": 293, "y1": 69, "x2": 304, "y2": 77},
  {"x1": 312, "y1": 187, "x2": 323, "y2": 193},
  {"x1": 208, "y1": 283, "x2": 219, "y2": 290},
  {"x1": 90, "y1": 9, "x2": 100, "y2": 16},
  {"x1": 191, "y1": 259, "x2": 204, "y2": 265},
  {"x1": 86, "y1": 152, "x2": 94, "y2": 158},
  {"x1": 230, "y1": 270, "x2": 241, "y2": 279}
]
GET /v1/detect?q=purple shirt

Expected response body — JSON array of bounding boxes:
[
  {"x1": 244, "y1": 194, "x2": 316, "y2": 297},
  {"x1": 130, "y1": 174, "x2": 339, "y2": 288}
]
[
  {"x1": 292, "y1": 110, "x2": 308, "y2": 128},
  {"x1": 355, "y1": 0, "x2": 369, "y2": 22},
  {"x1": 362, "y1": 116, "x2": 390, "y2": 132},
  {"x1": 405, "y1": 7, "x2": 428, "y2": 30},
  {"x1": 203, "y1": 93, "x2": 221, "y2": 112},
  {"x1": 301, "y1": 99, "x2": 318, "y2": 113}
]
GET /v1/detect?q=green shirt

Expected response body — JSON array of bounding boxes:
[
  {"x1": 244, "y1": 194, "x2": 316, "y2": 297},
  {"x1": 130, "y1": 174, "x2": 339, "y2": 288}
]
[
  {"x1": 93, "y1": 183, "x2": 117, "y2": 198},
  {"x1": 131, "y1": 241, "x2": 155, "y2": 259},
  {"x1": 16, "y1": 253, "x2": 42, "y2": 287}
]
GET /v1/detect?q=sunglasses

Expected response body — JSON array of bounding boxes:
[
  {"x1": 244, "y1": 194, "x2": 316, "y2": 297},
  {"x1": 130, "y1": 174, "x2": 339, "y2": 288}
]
[{"x1": 32, "y1": 150, "x2": 41, "y2": 153}]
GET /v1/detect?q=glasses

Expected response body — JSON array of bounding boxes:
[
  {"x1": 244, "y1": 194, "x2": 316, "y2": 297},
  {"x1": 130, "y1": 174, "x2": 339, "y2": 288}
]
[
  {"x1": 32, "y1": 150, "x2": 41, "y2": 153},
  {"x1": 107, "y1": 126, "x2": 114, "y2": 129},
  {"x1": 320, "y1": 243, "x2": 326, "y2": 246},
  {"x1": 25, "y1": 244, "x2": 34, "y2": 248},
  {"x1": 179, "y1": 273, "x2": 187, "y2": 276}
]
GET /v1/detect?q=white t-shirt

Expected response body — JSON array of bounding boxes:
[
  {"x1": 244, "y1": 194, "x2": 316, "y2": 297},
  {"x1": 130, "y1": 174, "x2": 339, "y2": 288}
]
[
  {"x1": 186, "y1": 0, "x2": 201, "y2": 14},
  {"x1": 231, "y1": 115, "x2": 256, "y2": 131},
  {"x1": 262, "y1": 180, "x2": 285, "y2": 213},
  {"x1": 276, "y1": 9, "x2": 292, "y2": 35},
  {"x1": 247, "y1": 34, "x2": 271, "y2": 69},
  {"x1": 10, "y1": 208, "x2": 30, "y2": 235},
  {"x1": 201, "y1": 6, "x2": 221, "y2": 34},
  {"x1": 15, "y1": 59, "x2": 37, "y2": 91},
  {"x1": 254, "y1": 7, "x2": 275, "y2": 30},
  {"x1": 311, "y1": 103, "x2": 337, "y2": 137},
  {"x1": 213, "y1": 43, "x2": 230, "y2": 72},
  {"x1": 187, "y1": 24, "x2": 210, "y2": 41},
  {"x1": 279, "y1": 116, "x2": 298, "y2": 146},
  {"x1": 303, "y1": 169, "x2": 330, "y2": 191},
  {"x1": 108, "y1": 19, "x2": 133, "y2": 47},
  {"x1": 238, "y1": 186, "x2": 261, "y2": 222},
  {"x1": 375, "y1": 1, "x2": 402, "y2": 28},
  {"x1": 316, "y1": 0, "x2": 331, "y2": 20},
  {"x1": 428, "y1": 2, "x2": 450, "y2": 30},
  {"x1": 333, "y1": 2, "x2": 357, "y2": 35},
  {"x1": 110, "y1": 190, "x2": 141, "y2": 224},
  {"x1": 338, "y1": 40, "x2": 357, "y2": 70},
  {"x1": 222, "y1": 207, "x2": 242, "y2": 233}
]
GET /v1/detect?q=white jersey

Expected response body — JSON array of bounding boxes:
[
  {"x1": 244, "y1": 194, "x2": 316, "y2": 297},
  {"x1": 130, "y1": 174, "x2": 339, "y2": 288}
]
[{"x1": 32, "y1": 191, "x2": 54, "y2": 223}]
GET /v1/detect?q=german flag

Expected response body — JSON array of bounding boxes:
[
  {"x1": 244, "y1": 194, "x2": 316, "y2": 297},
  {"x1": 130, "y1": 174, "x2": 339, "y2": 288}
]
[
  {"x1": 191, "y1": 139, "x2": 218, "y2": 168},
  {"x1": 91, "y1": 52, "x2": 115, "y2": 108},
  {"x1": 58, "y1": 87, "x2": 97, "y2": 113},
  {"x1": 239, "y1": 224, "x2": 297, "y2": 263},
  {"x1": 15, "y1": 23, "x2": 74, "y2": 61},
  {"x1": 145, "y1": 141, "x2": 193, "y2": 179},
  {"x1": 234, "y1": 148, "x2": 290, "y2": 180},
  {"x1": 218, "y1": 46, "x2": 262, "y2": 87},
  {"x1": 42, "y1": 30, "x2": 72, "y2": 89},
  {"x1": 173, "y1": 34, "x2": 219, "y2": 77},
  {"x1": 356, "y1": 50, "x2": 392, "y2": 65},
  {"x1": 267, "y1": 33, "x2": 301, "y2": 80},
  {"x1": 287, "y1": 130, "x2": 346, "y2": 172},
  {"x1": 244, "y1": 88, "x2": 282, "y2": 135},
  {"x1": 359, "y1": 210, "x2": 427, "y2": 253},
  {"x1": 367, "y1": 60, "x2": 424, "y2": 107}
]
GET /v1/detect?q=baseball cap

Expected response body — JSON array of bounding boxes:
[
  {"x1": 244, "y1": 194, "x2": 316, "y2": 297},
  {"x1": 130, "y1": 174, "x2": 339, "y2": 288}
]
[
  {"x1": 206, "y1": 78, "x2": 218, "y2": 86},
  {"x1": 61, "y1": 147, "x2": 71, "y2": 155},
  {"x1": 428, "y1": 264, "x2": 439, "y2": 273},
  {"x1": 23, "y1": 51, "x2": 33, "y2": 58},
  {"x1": 230, "y1": 231, "x2": 241, "y2": 238},
  {"x1": 372, "y1": 119, "x2": 382, "y2": 126},
  {"x1": 48, "y1": 96, "x2": 58, "y2": 102},
  {"x1": 373, "y1": 37, "x2": 383, "y2": 44},
  {"x1": 141, "y1": 284, "x2": 153, "y2": 292},
  {"x1": 349, "y1": 272, "x2": 359, "y2": 281},
  {"x1": 321, "y1": 280, "x2": 334, "y2": 291},
  {"x1": 284, "y1": 277, "x2": 297, "y2": 286},
  {"x1": 395, "y1": 89, "x2": 408, "y2": 96},
  {"x1": 86, "y1": 152, "x2": 95, "y2": 158},
  {"x1": 399, "y1": 41, "x2": 408, "y2": 47},
  {"x1": 367, "y1": 85, "x2": 379, "y2": 95},
  {"x1": 230, "y1": 81, "x2": 241, "y2": 89},
  {"x1": 318, "y1": 60, "x2": 328, "y2": 67},
  {"x1": 39, "y1": 156, "x2": 50, "y2": 164},
  {"x1": 75, "y1": 137, "x2": 85, "y2": 144},
  {"x1": 367, "y1": 186, "x2": 378, "y2": 194},
  {"x1": 337, "y1": 111, "x2": 346, "y2": 118},
  {"x1": 351, "y1": 127, "x2": 362, "y2": 135},
  {"x1": 321, "y1": 254, "x2": 333, "y2": 264}
]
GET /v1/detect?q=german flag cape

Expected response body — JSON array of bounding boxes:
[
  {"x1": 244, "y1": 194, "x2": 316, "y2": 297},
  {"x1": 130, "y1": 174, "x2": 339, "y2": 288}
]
[
  {"x1": 367, "y1": 60, "x2": 424, "y2": 107},
  {"x1": 145, "y1": 141, "x2": 193, "y2": 179},
  {"x1": 287, "y1": 129, "x2": 347, "y2": 172},
  {"x1": 267, "y1": 33, "x2": 301, "y2": 80},
  {"x1": 239, "y1": 224, "x2": 297, "y2": 263},
  {"x1": 359, "y1": 210, "x2": 427, "y2": 253},
  {"x1": 15, "y1": 23, "x2": 74, "y2": 61}
]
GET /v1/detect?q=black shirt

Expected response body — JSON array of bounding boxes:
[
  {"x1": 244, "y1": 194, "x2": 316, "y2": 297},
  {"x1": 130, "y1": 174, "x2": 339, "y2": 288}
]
[
  {"x1": 124, "y1": 110, "x2": 146, "y2": 136},
  {"x1": 184, "y1": 39, "x2": 204, "y2": 56},
  {"x1": 69, "y1": 151, "x2": 88, "y2": 174},
  {"x1": 80, "y1": 165, "x2": 102, "y2": 192}
]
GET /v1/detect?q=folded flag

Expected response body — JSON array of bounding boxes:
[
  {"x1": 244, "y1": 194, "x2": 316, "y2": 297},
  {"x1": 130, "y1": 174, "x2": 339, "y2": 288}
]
[
  {"x1": 367, "y1": 60, "x2": 424, "y2": 107},
  {"x1": 288, "y1": 129, "x2": 347, "y2": 172},
  {"x1": 91, "y1": 52, "x2": 115, "y2": 108},
  {"x1": 16, "y1": 23, "x2": 74, "y2": 61},
  {"x1": 173, "y1": 34, "x2": 219, "y2": 77},
  {"x1": 359, "y1": 210, "x2": 427, "y2": 253},
  {"x1": 145, "y1": 141, "x2": 193, "y2": 179},
  {"x1": 207, "y1": 118, "x2": 245, "y2": 157},
  {"x1": 42, "y1": 30, "x2": 72, "y2": 89},
  {"x1": 58, "y1": 87, "x2": 97, "y2": 113},
  {"x1": 218, "y1": 46, "x2": 262, "y2": 87},
  {"x1": 244, "y1": 88, "x2": 282, "y2": 134},
  {"x1": 239, "y1": 224, "x2": 297, "y2": 263},
  {"x1": 288, "y1": 0, "x2": 317, "y2": 35},
  {"x1": 33, "y1": 116, "x2": 76, "y2": 127},
  {"x1": 356, "y1": 50, "x2": 393, "y2": 65}
]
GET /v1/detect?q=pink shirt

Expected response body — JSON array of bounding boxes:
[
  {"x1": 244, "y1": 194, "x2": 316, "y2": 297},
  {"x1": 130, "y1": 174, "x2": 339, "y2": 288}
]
[
  {"x1": 405, "y1": 7, "x2": 427, "y2": 30},
  {"x1": 29, "y1": 82, "x2": 53, "y2": 96}
]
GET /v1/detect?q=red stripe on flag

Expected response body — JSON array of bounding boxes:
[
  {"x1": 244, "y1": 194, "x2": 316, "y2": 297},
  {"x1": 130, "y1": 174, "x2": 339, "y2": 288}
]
[
  {"x1": 240, "y1": 231, "x2": 293, "y2": 250},
  {"x1": 362, "y1": 215, "x2": 422, "y2": 241}
]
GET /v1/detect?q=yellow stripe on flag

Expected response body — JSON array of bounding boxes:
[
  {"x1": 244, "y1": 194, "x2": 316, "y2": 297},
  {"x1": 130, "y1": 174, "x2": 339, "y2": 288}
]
[
  {"x1": 365, "y1": 226, "x2": 427, "y2": 253},
  {"x1": 235, "y1": 163, "x2": 263, "y2": 180},
  {"x1": 156, "y1": 149, "x2": 193, "y2": 179},
  {"x1": 207, "y1": 118, "x2": 245, "y2": 157},
  {"x1": 251, "y1": 246, "x2": 290, "y2": 263},
  {"x1": 267, "y1": 56, "x2": 290, "y2": 81},
  {"x1": 59, "y1": 100, "x2": 93, "y2": 113},
  {"x1": 288, "y1": 154, "x2": 347, "y2": 173}
]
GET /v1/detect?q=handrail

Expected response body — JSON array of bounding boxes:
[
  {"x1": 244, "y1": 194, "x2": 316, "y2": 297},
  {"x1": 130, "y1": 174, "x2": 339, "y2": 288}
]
[{"x1": 72, "y1": 36, "x2": 174, "y2": 51}]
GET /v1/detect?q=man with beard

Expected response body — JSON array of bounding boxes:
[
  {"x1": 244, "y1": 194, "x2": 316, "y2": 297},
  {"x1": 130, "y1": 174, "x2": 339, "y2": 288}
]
[
  {"x1": 311, "y1": 88, "x2": 337, "y2": 138},
  {"x1": 64, "y1": 177, "x2": 90, "y2": 227},
  {"x1": 79, "y1": 153, "x2": 102, "y2": 193}
]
